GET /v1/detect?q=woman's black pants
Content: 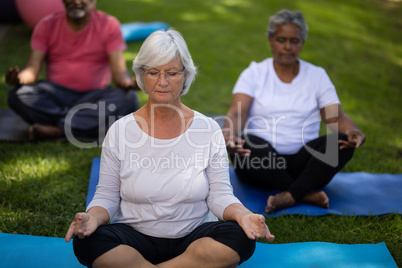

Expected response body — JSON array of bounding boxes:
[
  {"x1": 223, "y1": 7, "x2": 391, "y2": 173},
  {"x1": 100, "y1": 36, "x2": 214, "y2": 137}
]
[{"x1": 230, "y1": 133, "x2": 355, "y2": 201}]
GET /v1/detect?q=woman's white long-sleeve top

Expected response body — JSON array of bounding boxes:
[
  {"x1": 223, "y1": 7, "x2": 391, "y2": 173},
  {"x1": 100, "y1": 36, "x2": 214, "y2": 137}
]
[{"x1": 87, "y1": 111, "x2": 241, "y2": 238}]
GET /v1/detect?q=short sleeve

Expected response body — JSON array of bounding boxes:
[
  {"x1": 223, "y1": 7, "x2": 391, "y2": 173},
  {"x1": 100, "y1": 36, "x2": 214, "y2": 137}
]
[
  {"x1": 232, "y1": 61, "x2": 259, "y2": 98},
  {"x1": 103, "y1": 15, "x2": 127, "y2": 54},
  {"x1": 317, "y1": 68, "x2": 340, "y2": 108},
  {"x1": 31, "y1": 16, "x2": 51, "y2": 53}
]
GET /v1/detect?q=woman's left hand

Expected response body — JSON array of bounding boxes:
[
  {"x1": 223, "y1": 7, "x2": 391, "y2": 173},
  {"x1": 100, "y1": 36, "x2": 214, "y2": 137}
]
[
  {"x1": 238, "y1": 213, "x2": 275, "y2": 242},
  {"x1": 339, "y1": 129, "x2": 366, "y2": 149}
]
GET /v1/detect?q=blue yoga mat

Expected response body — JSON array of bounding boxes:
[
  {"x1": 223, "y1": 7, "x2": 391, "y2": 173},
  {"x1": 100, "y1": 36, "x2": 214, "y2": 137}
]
[
  {"x1": 0, "y1": 233, "x2": 396, "y2": 268},
  {"x1": 87, "y1": 158, "x2": 402, "y2": 216},
  {"x1": 86, "y1": 157, "x2": 101, "y2": 207},
  {"x1": 229, "y1": 167, "x2": 402, "y2": 216},
  {"x1": 240, "y1": 241, "x2": 397, "y2": 268},
  {"x1": 0, "y1": 233, "x2": 84, "y2": 268},
  {"x1": 121, "y1": 22, "x2": 169, "y2": 42}
]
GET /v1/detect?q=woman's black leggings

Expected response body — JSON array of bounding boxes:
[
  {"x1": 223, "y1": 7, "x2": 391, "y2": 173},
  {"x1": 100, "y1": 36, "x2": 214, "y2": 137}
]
[{"x1": 230, "y1": 133, "x2": 355, "y2": 201}]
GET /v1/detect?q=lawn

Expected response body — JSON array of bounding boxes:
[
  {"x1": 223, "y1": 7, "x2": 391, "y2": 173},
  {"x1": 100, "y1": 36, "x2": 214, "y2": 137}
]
[{"x1": 0, "y1": 0, "x2": 401, "y2": 266}]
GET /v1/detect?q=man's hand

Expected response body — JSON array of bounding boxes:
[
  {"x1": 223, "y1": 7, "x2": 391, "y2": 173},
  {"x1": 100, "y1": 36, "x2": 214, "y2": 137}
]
[{"x1": 5, "y1": 66, "x2": 21, "y2": 85}]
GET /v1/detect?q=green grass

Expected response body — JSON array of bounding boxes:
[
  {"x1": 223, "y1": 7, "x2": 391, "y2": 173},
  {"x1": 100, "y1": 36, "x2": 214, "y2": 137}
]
[{"x1": 0, "y1": 0, "x2": 401, "y2": 266}]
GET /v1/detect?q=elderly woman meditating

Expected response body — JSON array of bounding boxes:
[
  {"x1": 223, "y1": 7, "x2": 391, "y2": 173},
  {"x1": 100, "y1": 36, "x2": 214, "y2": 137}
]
[
  {"x1": 223, "y1": 9, "x2": 366, "y2": 213},
  {"x1": 65, "y1": 29, "x2": 274, "y2": 268}
]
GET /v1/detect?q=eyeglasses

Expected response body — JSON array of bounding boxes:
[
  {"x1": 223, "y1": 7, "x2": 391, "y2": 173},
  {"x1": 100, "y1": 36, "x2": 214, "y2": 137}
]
[{"x1": 141, "y1": 68, "x2": 186, "y2": 81}]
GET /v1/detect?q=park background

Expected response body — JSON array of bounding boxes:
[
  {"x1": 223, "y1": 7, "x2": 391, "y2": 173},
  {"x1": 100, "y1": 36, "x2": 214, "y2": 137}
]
[{"x1": 0, "y1": 0, "x2": 401, "y2": 265}]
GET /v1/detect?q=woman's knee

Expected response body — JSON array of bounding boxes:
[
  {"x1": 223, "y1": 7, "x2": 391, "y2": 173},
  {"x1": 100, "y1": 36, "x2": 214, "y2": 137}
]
[
  {"x1": 91, "y1": 245, "x2": 148, "y2": 268},
  {"x1": 212, "y1": 222, "x2": 256, "y2": 264},
  {"x1": 334, "y1": 133, "x2": 355, "y2": 162},
  {"x1": 186, "y1": 237, "x2": 241, "y2": 267},
  {"x1": 242, "y1": 134, "x2": 273, "y2": 152},
  {"x1": 73, "y1": 235, "x2": 94, "y2": 267},
  {"x1": 72, "y1": 226, "x2": 121, "y2": 267}
]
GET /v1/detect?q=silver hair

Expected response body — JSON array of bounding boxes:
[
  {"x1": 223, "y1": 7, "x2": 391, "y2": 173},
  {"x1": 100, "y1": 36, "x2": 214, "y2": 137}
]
[
  {"x1": 132, "y1": 29, "x2": 197, "y2": 96},
  {"x1": 267, "y1": 9, "x2": 308, "y2": 41}
]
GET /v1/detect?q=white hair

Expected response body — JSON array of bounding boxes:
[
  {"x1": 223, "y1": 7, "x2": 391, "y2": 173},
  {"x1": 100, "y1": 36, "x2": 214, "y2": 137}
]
[{"x1": 133, "y1": 29, "x2": 197, "y2": 96}]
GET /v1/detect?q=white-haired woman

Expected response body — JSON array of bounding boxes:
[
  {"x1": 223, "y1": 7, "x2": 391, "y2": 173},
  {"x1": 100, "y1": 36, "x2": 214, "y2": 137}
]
[
  {"x1": 223, "y1": 10, "x2": 366, "y2": 213},
  {"x1": 65, "y1": 29, "x2": 274, "y2": 268}
]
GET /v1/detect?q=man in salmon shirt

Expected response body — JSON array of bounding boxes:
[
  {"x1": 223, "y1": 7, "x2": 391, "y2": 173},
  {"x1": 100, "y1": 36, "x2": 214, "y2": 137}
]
[{"x1": 6, "y1": 0, "x2": 139, "y2": 142}]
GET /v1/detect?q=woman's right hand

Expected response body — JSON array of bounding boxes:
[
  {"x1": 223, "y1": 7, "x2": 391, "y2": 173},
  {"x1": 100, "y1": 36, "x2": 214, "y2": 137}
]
[
  {"x1": 225, "y1": 136, "x2": 251, "y2": 157},
  {"x1": 64, "y1": 212, "x2": 99, "y2": 242}
]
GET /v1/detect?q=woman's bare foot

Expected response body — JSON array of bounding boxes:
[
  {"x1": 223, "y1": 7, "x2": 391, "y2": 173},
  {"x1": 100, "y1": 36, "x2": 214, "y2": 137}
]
[
  {"x1": 265, "y1": 191, "x2": 295, "y2": 213},
  {"x1": 301, "y1": 191, "x2": 330, "y2": 209},
  {"x1": 28, "y1": 124, "x2": 64, "y2": 141}
]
